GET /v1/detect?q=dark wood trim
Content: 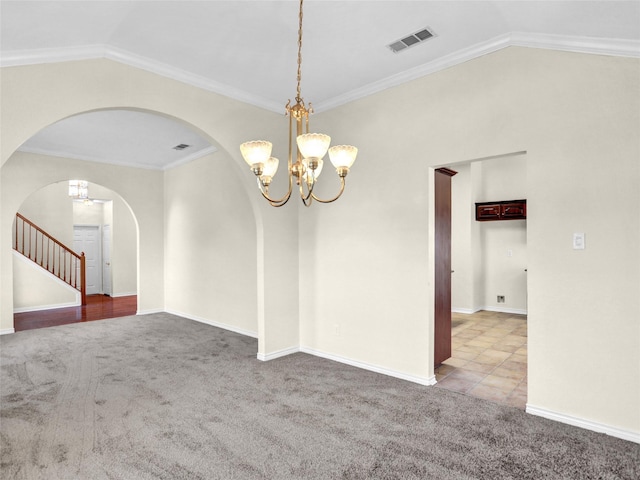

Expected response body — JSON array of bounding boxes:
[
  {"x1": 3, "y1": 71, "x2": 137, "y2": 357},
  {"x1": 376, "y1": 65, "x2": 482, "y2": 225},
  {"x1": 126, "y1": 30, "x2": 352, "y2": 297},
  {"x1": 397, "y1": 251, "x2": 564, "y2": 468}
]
[
  {"x1": 434, "y1": 167, "x2": 457, "y2": 367},
  {"x1": 435, "y1": 167, "x2": 458, "y2": 177}
]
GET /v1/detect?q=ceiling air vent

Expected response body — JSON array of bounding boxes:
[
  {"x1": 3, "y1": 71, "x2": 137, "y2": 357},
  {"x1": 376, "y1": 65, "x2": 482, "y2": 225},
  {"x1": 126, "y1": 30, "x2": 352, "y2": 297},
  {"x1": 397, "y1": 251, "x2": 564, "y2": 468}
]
[
  {"x1": 388, "y1": 27, "x2": 435, "y2": 53},
  {"x1": 173, "y1": 143, "x2": 191, "y2": 150}
]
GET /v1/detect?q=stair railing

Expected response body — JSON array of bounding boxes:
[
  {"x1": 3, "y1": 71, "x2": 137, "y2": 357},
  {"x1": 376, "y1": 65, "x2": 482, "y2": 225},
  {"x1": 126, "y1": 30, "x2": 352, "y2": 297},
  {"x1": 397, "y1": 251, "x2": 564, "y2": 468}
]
[{"x1": 13, "y1": 213, "x2": 86, "y2": 305}]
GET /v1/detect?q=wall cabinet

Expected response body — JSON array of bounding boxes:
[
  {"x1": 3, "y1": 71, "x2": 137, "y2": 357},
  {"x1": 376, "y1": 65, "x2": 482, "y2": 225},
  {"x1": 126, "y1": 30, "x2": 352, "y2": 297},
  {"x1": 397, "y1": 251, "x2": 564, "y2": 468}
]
[{"x1": 476, "y1": 200, "x2": 526, "y2": 221}]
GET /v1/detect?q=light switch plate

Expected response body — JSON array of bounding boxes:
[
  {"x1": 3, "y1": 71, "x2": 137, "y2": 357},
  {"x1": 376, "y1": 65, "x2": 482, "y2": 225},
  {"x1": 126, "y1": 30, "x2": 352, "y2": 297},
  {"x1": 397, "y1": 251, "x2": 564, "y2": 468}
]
[{"x1": 573, "y1": 232, "x2": 585, "y2": 250}]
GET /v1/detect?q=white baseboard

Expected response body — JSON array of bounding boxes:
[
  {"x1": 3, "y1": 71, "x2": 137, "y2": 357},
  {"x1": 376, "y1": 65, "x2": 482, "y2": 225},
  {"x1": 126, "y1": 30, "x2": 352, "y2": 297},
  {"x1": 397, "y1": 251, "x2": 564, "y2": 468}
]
[
  {"x1": 257, "y1": 346, "x2": 300, "y2": 362},
  {"x1": 110, "y1": 292, "x2": 137, "y2": 298},
  {"x1": 13, "y1": 299, "x2": 81, "y2": 314},
  {"x1": 452, "y1": 307, "x2": 479, "y2": 314},
  {"x1": 526, "y1": 404, "x2": 640, "y2": 444},
  {"x1": 301, "y1": 346, "x2": 436, "y2": 386},
  {"x1": 452, "y1": 306, "x2": 528, "y2": 315},
  {"x1": 136, "y1": 308, "x2": 164, "y2": 315},
  {"x1": 0, "y1": 328, "x2": 15, "y2": 335},
  {"x1": 164, "y1": 309, "x2": 258, "y2": 339},
  {"x1": 483, "y1": 306, "x2": 528, "y2": 315}
]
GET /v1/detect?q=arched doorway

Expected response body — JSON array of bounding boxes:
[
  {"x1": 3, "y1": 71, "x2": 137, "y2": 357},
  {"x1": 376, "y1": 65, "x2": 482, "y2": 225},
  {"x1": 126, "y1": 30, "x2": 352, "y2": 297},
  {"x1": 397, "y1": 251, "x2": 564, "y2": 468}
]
[
  {"x1": 1, "y1": 104, "x2": 264, "y2": 350},
  {"x1": 0, "y1": 60, "x2": 298, "y2": 360},
  {"x1": 12, "y1": 180, "x2": 139, "y2": 330}
]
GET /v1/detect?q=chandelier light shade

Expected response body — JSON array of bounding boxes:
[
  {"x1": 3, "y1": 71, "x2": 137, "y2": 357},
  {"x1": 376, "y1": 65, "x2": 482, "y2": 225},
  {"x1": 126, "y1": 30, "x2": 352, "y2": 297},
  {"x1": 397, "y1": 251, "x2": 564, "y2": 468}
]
[
  {"x1": 296, "y1": 133, "x2": 331, "y2": 160},
  {"x1": 260, "y1": 156, "x2": 280, "y2": 185},
  {"x1": 239, "y1": 0, "x2": 358, "y2": 207},
  {"x1": 328, "y1": 145, "x2": 358, "y2": 169}
]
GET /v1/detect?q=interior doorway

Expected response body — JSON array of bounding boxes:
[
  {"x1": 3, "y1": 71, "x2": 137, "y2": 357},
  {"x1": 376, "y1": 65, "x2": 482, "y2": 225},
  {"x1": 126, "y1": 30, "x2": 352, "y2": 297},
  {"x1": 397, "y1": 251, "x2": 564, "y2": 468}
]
[
  {"x1": 73, "y1": 225, "x2": 101, "y2": 294},
  {"x1": 12, "y1": 181, "x2": 137, "y2": 319},
  {"x1": 433, "y1": 152, "x2": 528, "y2": 408}
]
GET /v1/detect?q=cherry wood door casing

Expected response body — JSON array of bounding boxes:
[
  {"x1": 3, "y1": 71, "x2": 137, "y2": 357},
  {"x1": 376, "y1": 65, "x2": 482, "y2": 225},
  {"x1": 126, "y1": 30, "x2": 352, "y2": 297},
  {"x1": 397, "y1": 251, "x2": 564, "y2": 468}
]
[{"x1": 434, "y1": 168, "x2": 457, "y2": 367}]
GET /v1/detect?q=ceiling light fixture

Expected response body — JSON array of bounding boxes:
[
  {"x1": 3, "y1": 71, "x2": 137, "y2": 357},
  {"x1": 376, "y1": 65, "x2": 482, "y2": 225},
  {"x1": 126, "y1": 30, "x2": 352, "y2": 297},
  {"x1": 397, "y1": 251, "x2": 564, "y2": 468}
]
[
  {"x1": 68, "y1": 180, "x2": 88, "y2": 199},
  {"x1": 240, "y1": 0, "x2": 358, "y2": 207}
]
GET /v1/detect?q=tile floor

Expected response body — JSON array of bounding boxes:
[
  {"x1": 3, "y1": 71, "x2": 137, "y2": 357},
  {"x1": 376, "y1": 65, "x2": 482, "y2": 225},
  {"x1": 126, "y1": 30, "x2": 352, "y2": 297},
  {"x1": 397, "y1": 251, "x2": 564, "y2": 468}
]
[{"x1": 435, "y1": 310, "x2": 527, "y2": 409}]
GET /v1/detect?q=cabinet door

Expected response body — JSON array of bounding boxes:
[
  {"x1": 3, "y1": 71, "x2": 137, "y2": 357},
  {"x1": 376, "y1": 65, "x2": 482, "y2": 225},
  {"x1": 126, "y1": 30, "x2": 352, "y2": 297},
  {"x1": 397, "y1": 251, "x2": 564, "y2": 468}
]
[
  {"x1": 501, "y1": 202, "x2": 526, "y2": 219},
  {"x1": 476, "y1": 204, "x2": 501, "y2": 220}
]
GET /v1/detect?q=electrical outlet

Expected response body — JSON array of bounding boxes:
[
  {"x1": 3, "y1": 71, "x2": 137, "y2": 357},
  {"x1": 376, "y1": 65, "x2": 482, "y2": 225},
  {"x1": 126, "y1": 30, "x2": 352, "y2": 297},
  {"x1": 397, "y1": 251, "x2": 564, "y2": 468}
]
[
  {"x1": 497, "y1": 295, "x2": 505, "y2": 303},
  {"x1": 334, "y1": 324, "x2": 340, "y2": 336}
]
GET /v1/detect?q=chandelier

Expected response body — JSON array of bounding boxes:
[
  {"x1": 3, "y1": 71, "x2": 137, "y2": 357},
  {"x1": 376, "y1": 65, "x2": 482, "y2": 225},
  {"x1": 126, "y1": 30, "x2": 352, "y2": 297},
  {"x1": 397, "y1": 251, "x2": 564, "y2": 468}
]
[
  {"x1": 240, "y1": 0, "x2": 357, "y2": 207},
  {"x1": 68, "y1": 180, "x2": 89, "y2": 199}
]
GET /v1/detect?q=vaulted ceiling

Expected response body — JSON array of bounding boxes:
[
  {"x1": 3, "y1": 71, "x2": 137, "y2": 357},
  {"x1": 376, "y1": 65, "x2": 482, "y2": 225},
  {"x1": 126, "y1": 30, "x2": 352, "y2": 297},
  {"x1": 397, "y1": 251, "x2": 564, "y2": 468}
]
[{"x1": 2, "y1": 1, "x2": 639, "y2": 169}]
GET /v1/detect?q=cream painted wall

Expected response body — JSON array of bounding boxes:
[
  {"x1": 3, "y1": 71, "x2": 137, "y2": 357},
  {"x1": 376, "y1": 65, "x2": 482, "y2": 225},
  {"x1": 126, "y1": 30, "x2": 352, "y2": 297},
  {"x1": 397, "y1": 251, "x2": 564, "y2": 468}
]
[
  {"x1": 111, "y1": 194, "x2": 137, "y2": 296},
  {"x1": 451, "y1": 163, "x2": 474, "y2": 312},
  {"x1": 306, "y1": 47, "x2": 639, "y2": 435},
  {"x1": 17, "y1": 181, "x2": 73, "y2": 246},
  {"x1": 164, "y1": 152, "x2": 258, "y2": 336},
  {"x1": 12, "y1": 251, "x2": 78, "y2": 310},
  {"x1": 73, "y1": 196, "x2": 104, "y2": 225},
  {"x1": 476, "y1": 156, "x2": 527, "y2": 312},
  {"x1": 0, "y1": 59, "x2": 300, "y2": 358},
  {"x1": 78, "y1": 182, "x2": 137, "y2": 296},
  {"x1": 480, "y1": 221, "x2": 527, "y2": 311}
]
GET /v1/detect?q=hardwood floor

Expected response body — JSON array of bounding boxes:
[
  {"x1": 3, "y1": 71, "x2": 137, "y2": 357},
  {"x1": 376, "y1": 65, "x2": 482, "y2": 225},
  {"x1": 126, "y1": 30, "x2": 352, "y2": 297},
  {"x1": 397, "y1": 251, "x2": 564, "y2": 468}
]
[{"x1": 14, "y1": 295, "x2": 137, "y2": 332}]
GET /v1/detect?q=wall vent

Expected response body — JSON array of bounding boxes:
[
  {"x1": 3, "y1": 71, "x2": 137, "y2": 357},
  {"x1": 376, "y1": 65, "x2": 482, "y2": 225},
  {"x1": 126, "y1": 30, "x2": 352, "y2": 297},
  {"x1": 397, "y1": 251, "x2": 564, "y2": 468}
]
[
  {"x1": 173, "y1": 143, "x2": 191, "y2": 150},
  {"x1": 388, "y1": 27, "x2": 435, "y2": 53}
]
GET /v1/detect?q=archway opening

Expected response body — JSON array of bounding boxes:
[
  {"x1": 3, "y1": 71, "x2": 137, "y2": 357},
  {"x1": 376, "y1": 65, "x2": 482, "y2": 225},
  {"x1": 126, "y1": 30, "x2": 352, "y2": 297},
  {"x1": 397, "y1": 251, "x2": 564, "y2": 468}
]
[
  {"x1": 2, "y1": 104, "x2": 263, "y2": 354},
  {"x1": 12, "y1": 180, "x2": 139, "y2": 330}
]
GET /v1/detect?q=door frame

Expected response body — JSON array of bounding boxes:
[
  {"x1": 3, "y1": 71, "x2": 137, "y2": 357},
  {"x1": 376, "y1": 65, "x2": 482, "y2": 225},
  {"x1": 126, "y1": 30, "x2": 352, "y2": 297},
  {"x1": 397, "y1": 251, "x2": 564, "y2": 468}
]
[
  {"x1": 73, "y1": 224, "x2": 102, "y2": 295},
  {"x1": 102, "y1": 224, "x2": 112, "y2": 296},
  {"x1": 433, "y1": 167, "x2": 457, "y2": 366},
  {"x1": 429, "y1": 151, "x2": 529, "y2": 376}
]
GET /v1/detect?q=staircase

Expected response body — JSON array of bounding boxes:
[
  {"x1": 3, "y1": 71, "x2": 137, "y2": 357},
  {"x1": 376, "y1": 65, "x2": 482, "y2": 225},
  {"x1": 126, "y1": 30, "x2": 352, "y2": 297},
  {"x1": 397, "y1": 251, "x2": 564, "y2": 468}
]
[{"x1": 13, "y1": 213, "x2": 86, "y2": 305}]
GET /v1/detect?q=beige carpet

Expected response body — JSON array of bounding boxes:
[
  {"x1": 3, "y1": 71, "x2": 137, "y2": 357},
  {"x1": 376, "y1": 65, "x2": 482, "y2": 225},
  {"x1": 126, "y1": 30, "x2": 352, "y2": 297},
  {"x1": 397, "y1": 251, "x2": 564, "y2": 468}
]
[{"x1": 1, "y1": 313, "x2": 638, "y2": 479}]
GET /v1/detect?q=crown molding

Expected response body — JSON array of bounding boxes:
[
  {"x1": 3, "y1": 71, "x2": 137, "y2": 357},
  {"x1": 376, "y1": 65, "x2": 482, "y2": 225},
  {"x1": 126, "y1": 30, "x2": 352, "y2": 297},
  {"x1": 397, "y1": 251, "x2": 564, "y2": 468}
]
[
  {"x1": 102, "y1": 46, "x2": 283, "y2": 113},
  {"x1": 1, "y1": 44, "x2": 284, "y2": 113},
  {"x1": 315, "y1": 32, "x2": 513, "y2": 112},
  {"x1": 2, "y1": 33, "x2": 638, "y2": 113},
  {"x1": 510, "y1": 32, "x2": 640, "y2": 58},
  {"x1": 314, "y1": 32, "x2": 640, "y2": 112},
  {"x1": 17, "y1": 144, "x2": 217, "y2": 171},
  {"x1": 0, "y1": 44, "x2": 105, "y2": 67}
]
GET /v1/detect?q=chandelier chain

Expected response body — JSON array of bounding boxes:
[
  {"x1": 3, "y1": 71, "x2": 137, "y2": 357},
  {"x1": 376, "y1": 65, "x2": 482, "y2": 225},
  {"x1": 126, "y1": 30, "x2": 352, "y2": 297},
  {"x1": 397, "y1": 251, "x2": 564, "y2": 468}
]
[
  {"x1": 239, "y1": 0, "x2": 356, "y2": 207},
  {"x1": 295, "y1": 0, "x2": 304, "y2": 103}
]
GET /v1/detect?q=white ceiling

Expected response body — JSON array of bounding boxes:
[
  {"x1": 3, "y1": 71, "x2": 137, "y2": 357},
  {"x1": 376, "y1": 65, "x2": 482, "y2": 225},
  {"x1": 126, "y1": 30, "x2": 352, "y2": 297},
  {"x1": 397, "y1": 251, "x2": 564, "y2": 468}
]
[
  {"x1": 19, "y1": 110, "x2": 216, "y2": 170},
  {"x1": 2, "y1": 1, "x2": 639, "y2": 170}
]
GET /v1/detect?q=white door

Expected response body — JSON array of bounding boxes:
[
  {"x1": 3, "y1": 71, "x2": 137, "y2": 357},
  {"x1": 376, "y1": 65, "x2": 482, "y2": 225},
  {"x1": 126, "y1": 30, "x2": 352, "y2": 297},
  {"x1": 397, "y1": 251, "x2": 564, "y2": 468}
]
[
  {"x1": 102, "y1": 225, "x2": 112, "y2": 296},
  {"x1": 73, "y1": 226, "x2": 101, "y2": 295}
]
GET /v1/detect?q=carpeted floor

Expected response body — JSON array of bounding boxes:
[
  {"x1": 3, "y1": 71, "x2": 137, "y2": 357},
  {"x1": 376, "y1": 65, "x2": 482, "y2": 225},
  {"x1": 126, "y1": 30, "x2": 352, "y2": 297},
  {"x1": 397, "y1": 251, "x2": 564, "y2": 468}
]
[{"x1": 1, "y1": 313, "x2": 638, "y2": 479}]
